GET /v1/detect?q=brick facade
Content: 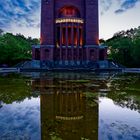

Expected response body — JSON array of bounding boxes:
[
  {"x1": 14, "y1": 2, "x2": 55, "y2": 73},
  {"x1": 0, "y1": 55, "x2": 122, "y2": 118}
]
[{"x1": 32, "y1": 0, "x2": 107, "y2": 69}]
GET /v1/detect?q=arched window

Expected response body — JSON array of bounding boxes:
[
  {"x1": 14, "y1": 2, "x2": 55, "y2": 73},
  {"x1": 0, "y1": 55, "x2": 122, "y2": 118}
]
[
  {"x1": 35, "y1": 49, "x2": 40, "y2": 60},
  {"x1": 45, "y1": 49, "x2": 49, "y2": 59},
  {"x1": 99, "y1": 49, "x2": 105, "y2": 60},
  {"x1": 58, "y1": 6, "x2": 80, "y2": 18}
]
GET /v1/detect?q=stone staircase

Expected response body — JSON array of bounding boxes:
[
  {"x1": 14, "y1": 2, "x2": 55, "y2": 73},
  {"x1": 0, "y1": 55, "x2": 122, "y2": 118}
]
[
  {"x1": 108, "y1": 60, "x2": 125, "y2": 69},
  {"x1": 14, "y1": 61, "x2": 32, "y2": 68}
]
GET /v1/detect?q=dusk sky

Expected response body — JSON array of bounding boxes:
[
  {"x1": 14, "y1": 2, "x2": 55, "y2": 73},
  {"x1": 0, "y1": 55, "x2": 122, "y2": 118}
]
[{"x1": 0, "y1": 0, "x2": 140, "y2": 39}]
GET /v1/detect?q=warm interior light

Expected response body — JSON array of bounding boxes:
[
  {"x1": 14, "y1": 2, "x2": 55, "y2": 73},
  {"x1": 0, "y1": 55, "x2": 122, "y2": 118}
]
[{"x1": 56, "y1": 18, "x2": 84, "y2": 24}]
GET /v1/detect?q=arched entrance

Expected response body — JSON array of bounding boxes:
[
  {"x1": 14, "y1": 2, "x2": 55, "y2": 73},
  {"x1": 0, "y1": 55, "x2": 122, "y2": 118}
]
[
  {"x1": 35, "y1": 49, "x2": 40, "y2": 60},
  {"x1": 55, "y1": 6, "x2": 84, "y2": 63},
  {"x1": 56, "y1": 6, "x2": 83, "y2": 47}
]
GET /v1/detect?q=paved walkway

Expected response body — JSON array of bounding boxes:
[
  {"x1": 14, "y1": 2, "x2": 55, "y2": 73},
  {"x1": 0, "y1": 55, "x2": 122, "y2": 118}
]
[
  {"x1": 124, "y1": 68, "x2": 140, "y2": 73},
  {"x1": 0, "y1": 67, "x2": 140, "y2": 73},
  {"x1": 0, "y1": 68, "x2": 20, "y2": 73}
]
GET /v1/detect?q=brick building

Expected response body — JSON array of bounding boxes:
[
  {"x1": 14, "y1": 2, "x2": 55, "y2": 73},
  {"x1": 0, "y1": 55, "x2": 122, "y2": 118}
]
[{"x1": 32, "y1": 0, "x2": 107, "y2": 69}]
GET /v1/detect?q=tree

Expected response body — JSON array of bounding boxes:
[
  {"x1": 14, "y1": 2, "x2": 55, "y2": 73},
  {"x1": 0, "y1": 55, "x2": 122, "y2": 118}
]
[
  {"x1": 104, "y1": 27, "x2": 140, "y2": 67},
  {"x1": 0, "y1": 31, "x2": 39, "y2": 66}
]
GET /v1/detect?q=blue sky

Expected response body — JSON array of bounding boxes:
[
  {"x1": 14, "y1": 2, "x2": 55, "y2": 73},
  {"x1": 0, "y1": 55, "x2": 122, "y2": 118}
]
[{"x1": 0, "y1": 0, "x2": 140, "y2": 39}]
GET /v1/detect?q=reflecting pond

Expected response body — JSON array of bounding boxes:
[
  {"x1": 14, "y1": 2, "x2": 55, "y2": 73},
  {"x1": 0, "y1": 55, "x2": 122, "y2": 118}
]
[{"x1": 0, "y1": 72, "x2": 140, "y2": 140}]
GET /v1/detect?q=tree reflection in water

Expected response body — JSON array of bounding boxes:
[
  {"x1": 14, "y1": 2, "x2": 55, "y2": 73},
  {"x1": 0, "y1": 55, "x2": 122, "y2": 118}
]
[
  {"x1": 0, "y1": 72, "x2": 140, "y2": 140},
  {"x1": 105, "y1": 74, "x2": 140, "y2": 113}
]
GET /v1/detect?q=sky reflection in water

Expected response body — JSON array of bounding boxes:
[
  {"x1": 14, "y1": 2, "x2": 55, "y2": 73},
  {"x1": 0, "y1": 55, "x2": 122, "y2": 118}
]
[
  {"x1": 0, "y1": 98, "x2": 40, "y2": 140},
  {"x1": 0, "y1": 72, "x2": 140, "y2": 140},
  {"x1": 99, "y1": 97, "x2": 140, "y2": 140}
]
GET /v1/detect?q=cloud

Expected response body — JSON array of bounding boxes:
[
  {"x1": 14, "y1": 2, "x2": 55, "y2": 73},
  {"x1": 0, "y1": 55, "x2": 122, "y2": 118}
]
[
  {"x1": 115, "y1": 9, "x2": 125, "y2": 14},
  {"x1": 0, "y1": 0, "x2": 139, "y2": 38},
  {"x1": 0, "y1": 0, "x2": 40, "y2": 37},
  {"x1": 100, "y1": 0, "x2": 113, "y2": 15},
  {"x1": 115, "y1": 0, "x2": 140, "y2": 14},
  {"x1": 100, "y1": 0, "x2": 140, "y2": 15}
]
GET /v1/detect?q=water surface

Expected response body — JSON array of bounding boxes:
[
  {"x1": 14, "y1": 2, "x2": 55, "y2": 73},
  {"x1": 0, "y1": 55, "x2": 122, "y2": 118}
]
[{"x1": 0, "y1": 72, "x2": 140, "y2": 140}]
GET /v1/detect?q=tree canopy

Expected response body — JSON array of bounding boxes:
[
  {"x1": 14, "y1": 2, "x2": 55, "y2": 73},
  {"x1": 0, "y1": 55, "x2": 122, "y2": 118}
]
[
  {"x1": 0, "y1": 27, "x2": 140, "y2": 67},
  {"x1": 101, "y1": 26, "x2": 140, "y2": 67},
  {"x1": 0, "y1": 31, "x2": 39, "y2": 66}
]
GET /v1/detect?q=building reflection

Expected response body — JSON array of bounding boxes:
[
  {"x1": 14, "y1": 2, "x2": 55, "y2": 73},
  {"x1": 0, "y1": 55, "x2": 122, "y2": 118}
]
[{"x1": 32, "y1": 73, "x2": 99, "y2": 140}]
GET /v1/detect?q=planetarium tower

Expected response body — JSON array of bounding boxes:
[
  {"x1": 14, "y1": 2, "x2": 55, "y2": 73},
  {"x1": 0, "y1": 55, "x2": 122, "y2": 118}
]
[{"x1": 32, "y1": 0, "x2": 107, "y2": 69}]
